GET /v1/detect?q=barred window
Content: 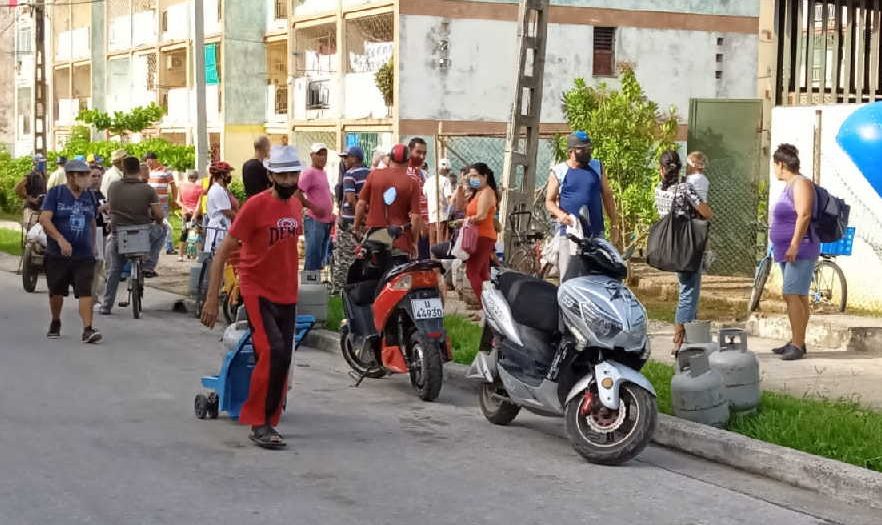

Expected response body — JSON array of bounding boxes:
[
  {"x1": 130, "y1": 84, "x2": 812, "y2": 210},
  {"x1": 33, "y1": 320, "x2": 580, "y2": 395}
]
[{"x1": 593, "y1": 27, "x2": 616, "y2": 77}]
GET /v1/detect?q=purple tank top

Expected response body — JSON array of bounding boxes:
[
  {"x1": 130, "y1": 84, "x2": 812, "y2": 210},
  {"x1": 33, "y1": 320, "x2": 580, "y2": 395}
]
[{"x1": 770, "y1": 180, "x2": 820, "y2": 262}]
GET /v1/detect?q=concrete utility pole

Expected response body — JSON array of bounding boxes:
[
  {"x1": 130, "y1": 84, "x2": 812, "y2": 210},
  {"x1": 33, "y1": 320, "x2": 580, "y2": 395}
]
[
  {"x1": 499, "y1": 0, "x2": 550, "y2": 260},
  {"x1": 33, "y1": 0, "x2": 48, "y2": 156},
  {"x1": 193, "y1": 0, "x2": 209, "y2": 173}
]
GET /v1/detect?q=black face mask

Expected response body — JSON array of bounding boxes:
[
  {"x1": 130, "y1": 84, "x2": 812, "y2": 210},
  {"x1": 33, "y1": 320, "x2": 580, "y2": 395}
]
[
  {"x1": 574, "y1": 150, "x2": 592, "y2": 166},
  {"x1": 274, "y1": 182, "x2": 297, "y2": 200}
]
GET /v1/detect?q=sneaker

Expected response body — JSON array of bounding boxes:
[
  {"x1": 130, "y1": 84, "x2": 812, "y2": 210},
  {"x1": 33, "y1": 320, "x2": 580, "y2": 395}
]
[
  {"x1": 166, "y1": 249, "x2": 177, "y2": 255},
  {"x1": 82, "y1": 327, "x2": 103, "y2": 344},
  {"x1": 47, "y1": 320, "x2": 61, "y2": 339},
  {"x1": 99, "y1": 308, "x2": 112, "y2": 315},
  {"x1": 118, "y1": 300, "x2": 129, "y2": 308},
  {"x1": 143, "y1": 270, "x2": 158, "y2": 279},
  {"x1": 771, "y1": 341, "x2": 791, "y2": 355},
  {"x1": 780, "y1": 343, "x2": 806, "y2": 361}
]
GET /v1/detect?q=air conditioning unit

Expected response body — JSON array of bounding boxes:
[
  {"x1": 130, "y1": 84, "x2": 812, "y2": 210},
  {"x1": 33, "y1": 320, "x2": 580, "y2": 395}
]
[{"x1": 307, "y1": 80, "x2": 330, "y2": 110}]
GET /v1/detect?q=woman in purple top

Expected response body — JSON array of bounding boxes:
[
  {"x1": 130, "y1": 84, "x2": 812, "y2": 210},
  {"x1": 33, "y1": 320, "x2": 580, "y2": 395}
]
[{"x1": 769, "y1": 144, "x2": 819, "y2": 361}]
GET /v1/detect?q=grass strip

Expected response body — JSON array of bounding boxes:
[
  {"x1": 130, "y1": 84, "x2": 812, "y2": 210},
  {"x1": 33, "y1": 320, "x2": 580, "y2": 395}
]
[{"x1": 0, "y1": 228, "x2": 23, "y2": 256}]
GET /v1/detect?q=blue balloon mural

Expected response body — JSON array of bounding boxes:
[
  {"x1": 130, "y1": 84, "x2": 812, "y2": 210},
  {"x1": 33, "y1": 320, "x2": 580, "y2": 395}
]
[{"x1": 836, "y1": 102, "x2": 882, "y2": 198}]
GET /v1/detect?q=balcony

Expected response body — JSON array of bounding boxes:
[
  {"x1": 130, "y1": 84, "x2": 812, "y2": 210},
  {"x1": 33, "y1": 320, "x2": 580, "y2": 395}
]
[
  {"x1": 56, "y1": 97, "x2": 91, "y2": 125},
  {"x1": 344, "y1": 73, "x2": 388, "y2": 119},
  {"x1": 266, "y1": 83, "x2": 288, "y2": 123},
  {"x1": 266, "y1": 0, "x2": 288, "y2": 33},
  {"x1": 109, "y1": 10, "x2": 158, "y2": 52},
  {"x1": 160, "y1": 0, "x2": 220, "y2": 42},
  {"x1": 160, "y1": 85, "x2": 220, "y2": 127},
  {"x1": 55, "y1": 27, "x2": 90, "y2": 62}
]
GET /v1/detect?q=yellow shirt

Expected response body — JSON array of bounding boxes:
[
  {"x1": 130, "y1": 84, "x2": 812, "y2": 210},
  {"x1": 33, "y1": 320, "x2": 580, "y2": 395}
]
[{"x1": 199, "y1": 176, "x2": 211, "y2": 215}]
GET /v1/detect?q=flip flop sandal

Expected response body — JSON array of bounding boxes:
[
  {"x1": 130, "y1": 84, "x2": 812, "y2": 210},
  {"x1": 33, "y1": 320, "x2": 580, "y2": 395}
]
[{"x1": 249, "y1": 426, "x2": 286, "y2": 450}]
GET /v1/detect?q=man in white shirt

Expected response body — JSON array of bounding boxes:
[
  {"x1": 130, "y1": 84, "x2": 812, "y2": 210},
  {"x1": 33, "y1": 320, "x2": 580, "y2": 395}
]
[
  {"x1": 46, "y1": 157, "x2": 68, "y2": 189},
  {"x1": 424, "y1": 158, "x2": 454, "y2": 245},
  {"x1": 204, "y1": 162, "x2": 235, "y2": 253},
  {"x1": 101, "y1": 150, "x2": 127, "y2": 197},
  {"x1": 686, "y1": 151, "x2": 710, "y2": 202}
]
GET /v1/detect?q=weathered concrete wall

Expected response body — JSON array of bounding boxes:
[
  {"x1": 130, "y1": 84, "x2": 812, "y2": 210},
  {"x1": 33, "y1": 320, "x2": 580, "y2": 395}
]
[
  {"x1": 90, "y1": 1, "x2": 106, "y2": 115},
  {"x1": 470, "y1": 0, "x2": 759, "y2": 17},
  {"x1": 398, "y1": 15, "x2": 758, "y2": 124},
  {"x1": 222, "y1": 0, "x2": 267, "y2": 127},
  {"x1": 0, "y1": 10, "x2": 17, "y2": 150}
]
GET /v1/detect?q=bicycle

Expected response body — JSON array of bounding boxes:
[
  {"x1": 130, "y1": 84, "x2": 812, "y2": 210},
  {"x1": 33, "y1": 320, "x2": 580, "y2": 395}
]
[
  {"x1": 195, "y1": 226, "x2": 236, "y2": 320},
  {"x1": 748, "y1": 226, "x2": 852, "y2": 314},
  {"x1": 507, "y1": 210, "x2": 551, "y2": 277},
  {"x1": 116, "y1": 224, "x2": 153, "y2": 319}
]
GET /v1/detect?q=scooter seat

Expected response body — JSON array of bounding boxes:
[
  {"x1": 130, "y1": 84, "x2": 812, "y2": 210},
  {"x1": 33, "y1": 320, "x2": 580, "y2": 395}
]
[{"x1": 496, "y1": 272, "x2": 559, "y2": 334}]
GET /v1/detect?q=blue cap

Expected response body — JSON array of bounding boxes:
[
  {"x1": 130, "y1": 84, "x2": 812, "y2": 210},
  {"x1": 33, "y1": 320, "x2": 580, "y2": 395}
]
[
  {"x1": 567, "y1": 131, "x2": 592, "y2": 149},
  {"x1": 64, "y1": 159, "x2": 91, "y2": 173},
  {"x1": 340, "y1": 146, "x2": 364, "y2": 161}
]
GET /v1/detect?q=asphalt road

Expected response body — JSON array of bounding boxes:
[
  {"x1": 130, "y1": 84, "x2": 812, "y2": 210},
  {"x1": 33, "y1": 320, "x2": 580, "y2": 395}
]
[{"x1": 0, "y1": 270, "x2": 880, "y2": 525}]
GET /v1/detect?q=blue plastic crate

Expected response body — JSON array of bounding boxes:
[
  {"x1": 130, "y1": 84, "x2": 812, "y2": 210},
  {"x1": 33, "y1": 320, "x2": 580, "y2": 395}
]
[{"x1": 820, "y1": 227, "x2": 856, "y2": 256}]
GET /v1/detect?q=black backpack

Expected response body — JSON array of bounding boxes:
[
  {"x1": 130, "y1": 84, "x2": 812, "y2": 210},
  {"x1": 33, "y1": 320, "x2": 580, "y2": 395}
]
[{"x1": 812, "y1": 184, "x2": 850, "y2": 243}]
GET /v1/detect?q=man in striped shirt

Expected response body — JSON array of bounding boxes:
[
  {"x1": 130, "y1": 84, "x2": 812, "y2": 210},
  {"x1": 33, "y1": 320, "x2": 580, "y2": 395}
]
[
  {"x1": 144, "y1": 152, "x2": 178, "y2": 259},
  {"x1": 331, "y1": 146, "x2": 369, "y2": 294}
]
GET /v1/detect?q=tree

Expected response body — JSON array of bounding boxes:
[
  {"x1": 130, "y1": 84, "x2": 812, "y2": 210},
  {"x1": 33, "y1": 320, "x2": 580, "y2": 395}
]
[
  {"x1": 557, "y1": 66, "x2": 679, "y2": 249},
  {"x1": 76, "y1": 103, "x2": 166, "y2": 140}
]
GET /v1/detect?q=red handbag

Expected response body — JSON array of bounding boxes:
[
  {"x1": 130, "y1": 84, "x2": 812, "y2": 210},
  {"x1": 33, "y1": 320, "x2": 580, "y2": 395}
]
[{"x1": 460, "y1": 223, "x2": 479, "y2": 255}]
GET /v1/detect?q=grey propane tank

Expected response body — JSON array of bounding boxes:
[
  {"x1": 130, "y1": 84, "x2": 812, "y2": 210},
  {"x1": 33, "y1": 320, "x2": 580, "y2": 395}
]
[
  {"x1": 710, "y1": 328, "x2": 761, "y2": 413},
  {"x1": 222, "y1": 318, "x2": 250, "y2": 352},
  {"x1": 298, "y1": 271, "x2": 329, "y2": 323},
  {"x1": 671, "y1": 347, "x2": 730, "y2": 427}
]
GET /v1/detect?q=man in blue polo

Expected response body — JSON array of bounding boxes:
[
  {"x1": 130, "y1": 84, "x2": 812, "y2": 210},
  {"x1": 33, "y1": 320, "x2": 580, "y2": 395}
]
[{"x1": 545, "y1": 131, "x2": 619, "y2": 278}]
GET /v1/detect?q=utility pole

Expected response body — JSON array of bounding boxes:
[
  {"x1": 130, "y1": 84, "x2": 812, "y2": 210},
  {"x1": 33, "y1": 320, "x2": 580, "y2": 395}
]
[
  {"x1": 32, "y1": 0, "x2": 48, "y2": 156},
  {"x1": 499, "y1": 0, "x2": 549, "y2": 260},
  {"x1": 193, "y1": 0, "x2": 209, "y2": 173}
]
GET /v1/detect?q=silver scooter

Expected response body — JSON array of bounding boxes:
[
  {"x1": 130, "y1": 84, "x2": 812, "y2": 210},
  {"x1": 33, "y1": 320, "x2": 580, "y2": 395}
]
[{"x1": 467, "y1": 208, "x2": 657, "y2": 465}]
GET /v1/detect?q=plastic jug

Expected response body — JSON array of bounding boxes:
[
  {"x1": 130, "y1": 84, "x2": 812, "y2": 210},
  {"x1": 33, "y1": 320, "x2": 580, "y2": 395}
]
[
  {"x1": 671, "y1": 346, "x2": 730, "y2": 428},
  {"x1": 710, "y1": 328, "x2": 761, "y2": 413}
]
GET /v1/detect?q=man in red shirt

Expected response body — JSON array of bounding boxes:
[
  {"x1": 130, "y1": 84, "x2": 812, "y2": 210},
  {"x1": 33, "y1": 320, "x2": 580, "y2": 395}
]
[
  {"x1": 201, "y1": 145, "x2": 313, "y2": 449},
  {"x1": 354, "y1": 144, "x2": 422, "y2": 257},
  {"x1": 406, "y1": 138, "x2": 431, "y2": 259}
]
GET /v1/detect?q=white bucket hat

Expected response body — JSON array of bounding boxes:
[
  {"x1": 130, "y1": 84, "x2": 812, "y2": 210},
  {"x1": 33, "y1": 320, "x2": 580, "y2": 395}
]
[{"x1": 267, "y1": 145, "x2": 304, "y2": 173}]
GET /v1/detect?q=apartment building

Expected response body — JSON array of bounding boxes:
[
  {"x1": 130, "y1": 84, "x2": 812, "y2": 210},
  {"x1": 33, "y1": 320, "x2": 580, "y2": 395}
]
[{"x1": 26, "y1": 0, "x2": 290, "y2": 165}]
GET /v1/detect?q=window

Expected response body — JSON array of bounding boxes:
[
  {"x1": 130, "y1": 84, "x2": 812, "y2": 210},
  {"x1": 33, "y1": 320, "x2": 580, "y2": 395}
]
[
  {"x1": 275, "y1": 0, "x2": 288, "y2": 20},
  {"x1": 17, "y1": 26, "x2": 32, "y2": 53},
  {"x1": 593, "y1": 27, "x2": 616, "y2": 77}
]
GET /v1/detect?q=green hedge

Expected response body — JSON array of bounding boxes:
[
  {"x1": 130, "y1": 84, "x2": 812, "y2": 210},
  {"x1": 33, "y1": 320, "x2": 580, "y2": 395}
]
[{"x1": 0, "y1": 139, "x2": 195, "y2": 214}]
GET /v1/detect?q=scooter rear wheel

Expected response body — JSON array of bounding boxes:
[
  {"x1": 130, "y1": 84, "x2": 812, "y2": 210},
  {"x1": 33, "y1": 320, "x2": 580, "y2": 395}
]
[
  {"x1": 479, "y1": 381, "x2": 520, "y2": 425},
  {"x1": 340, "y1": 324, "x2": 385, "y2": 379},
  {"x1": 408, "y1": 332, "x2": 443, "y2": 402}
]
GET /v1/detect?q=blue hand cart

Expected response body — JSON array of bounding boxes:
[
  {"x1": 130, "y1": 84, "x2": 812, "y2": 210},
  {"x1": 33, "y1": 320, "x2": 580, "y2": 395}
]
[{"x1": 194, "y1": 314, "x2": 317, "y2": 420}]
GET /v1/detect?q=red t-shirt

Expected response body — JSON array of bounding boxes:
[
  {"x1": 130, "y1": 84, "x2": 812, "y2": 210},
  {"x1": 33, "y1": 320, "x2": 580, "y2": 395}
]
[
  {"x1": 407, "y1": 166, "x2": 429, "y2": 221},
  {"x1": 229, "y1": 190, "x2": 303, "y2": 304},
  {"x1": 360, "y1": 166, "x2": 421, "y2": 252}
]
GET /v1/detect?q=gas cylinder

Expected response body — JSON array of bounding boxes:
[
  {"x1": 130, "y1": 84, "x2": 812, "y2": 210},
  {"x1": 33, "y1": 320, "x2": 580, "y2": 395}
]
[
  {"x1": 710, "y1": 328, "x2": 761, "y2": 413},
  {"x1": 222, "y1": 319, "x2": 249, "y2": 352},
  {"x1": 298, "y1": 270, "x2": 329, "y2": 322},
  {"x1": 671, "y1": 347, "x2": 730, "y2": 427}
]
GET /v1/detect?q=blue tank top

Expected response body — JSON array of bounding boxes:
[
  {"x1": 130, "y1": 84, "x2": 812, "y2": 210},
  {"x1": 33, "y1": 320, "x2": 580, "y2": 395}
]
[{"x1": 553, "y1": 160, "x2": 605, "y2": 236}]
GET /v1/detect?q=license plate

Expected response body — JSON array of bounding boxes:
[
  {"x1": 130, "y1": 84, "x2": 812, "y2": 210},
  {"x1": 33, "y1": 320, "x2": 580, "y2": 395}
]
[{"x1": 411, "y1": 298, "x2": 444, "y2": 320}]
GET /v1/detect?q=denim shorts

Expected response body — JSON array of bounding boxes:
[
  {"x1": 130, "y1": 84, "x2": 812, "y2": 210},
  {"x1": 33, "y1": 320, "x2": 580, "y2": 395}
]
[{"x1": 780, "y1": 258, "x2": 817, "y2": 296}]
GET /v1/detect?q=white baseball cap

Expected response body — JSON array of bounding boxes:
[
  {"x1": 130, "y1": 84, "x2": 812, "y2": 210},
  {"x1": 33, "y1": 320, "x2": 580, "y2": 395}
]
[
  {"x1": 439, "y1": 158, "x2": 451, "y2": 169},
  {"x1": 309, "y1": 143, "x2": 328, "y2": 154},
  {"x1": 267, "y1": 145, "x2": 304, "y2": 173}
]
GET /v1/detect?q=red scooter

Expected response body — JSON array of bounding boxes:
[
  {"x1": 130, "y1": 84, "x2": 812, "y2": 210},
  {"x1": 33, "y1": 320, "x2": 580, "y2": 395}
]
[{"x1": 340, "y1": 229, "x2": 450, "y2": 401}]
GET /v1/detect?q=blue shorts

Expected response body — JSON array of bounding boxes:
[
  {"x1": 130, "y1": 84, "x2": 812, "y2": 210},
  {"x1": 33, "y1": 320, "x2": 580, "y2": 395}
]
[{"x1": 779, "y1": 258, "x2": 817, "y2": 296}]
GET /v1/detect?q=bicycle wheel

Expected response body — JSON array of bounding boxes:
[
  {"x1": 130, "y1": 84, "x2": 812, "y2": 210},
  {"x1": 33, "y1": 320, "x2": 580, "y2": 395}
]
[
  {"x1": 195, "y1": 256, "x2": 212, "y2": 318},
  {"x1": 748, "y1": 255, "x2": 772, "y2": 313},
  {"x1": 810, "y1": 259, "x2": 848, "y2": 313},
  {"x1": 131, "y1": 259, "x2": 142, "y2": 319}
]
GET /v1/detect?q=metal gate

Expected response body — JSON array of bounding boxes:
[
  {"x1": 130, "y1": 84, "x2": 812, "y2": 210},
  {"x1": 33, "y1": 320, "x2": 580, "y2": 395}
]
[{"x1": 688, "y1": 99, "x2": 764, "y2": 276}]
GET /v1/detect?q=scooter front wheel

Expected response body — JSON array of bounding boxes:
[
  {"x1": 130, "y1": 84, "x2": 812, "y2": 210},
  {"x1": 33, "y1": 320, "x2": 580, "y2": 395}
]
[
  {"x1": 564, "y1": 383, "x2": 657, "y2": 466},
  {"x1": 408, "y1": 333, "x2": 443, "y2": 402},
  {"x1": 340, "y1": 324, "x2": 385, "y2": 379}
]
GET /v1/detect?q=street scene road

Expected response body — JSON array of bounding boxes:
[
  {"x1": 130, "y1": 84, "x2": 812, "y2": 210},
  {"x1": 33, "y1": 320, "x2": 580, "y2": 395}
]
[{"x1": 1, "y1": 271, "x2": 880, "y2": 525}]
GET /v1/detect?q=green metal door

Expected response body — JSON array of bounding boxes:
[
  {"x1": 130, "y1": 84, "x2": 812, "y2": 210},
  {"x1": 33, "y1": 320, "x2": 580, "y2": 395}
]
[{"x1": 688, "y1": 99, "x2": 764, "y2": 277}]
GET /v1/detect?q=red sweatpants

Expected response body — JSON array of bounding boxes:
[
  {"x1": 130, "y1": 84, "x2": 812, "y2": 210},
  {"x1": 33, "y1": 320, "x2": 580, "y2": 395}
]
[
  {"x1": 466, "y1": 237, "x2": 495, "y2": 306},
  {"x1": 239, "y1": 296, "x2": 296, "y2": 428}
]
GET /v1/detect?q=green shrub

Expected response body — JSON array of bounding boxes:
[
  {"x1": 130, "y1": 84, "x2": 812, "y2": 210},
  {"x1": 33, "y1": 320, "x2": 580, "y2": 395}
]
[{"x1": 0, "y1": 149, "x2": 35, "y2": 214}]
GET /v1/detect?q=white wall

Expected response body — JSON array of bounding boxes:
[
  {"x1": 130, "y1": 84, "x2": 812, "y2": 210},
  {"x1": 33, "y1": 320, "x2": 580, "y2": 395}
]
[
  {"x1": 398, "y1": 15, "x2": 758, "y2": 123},
  {"x1": 770, "y1": 104, "x2": 882, "y2": 312}
]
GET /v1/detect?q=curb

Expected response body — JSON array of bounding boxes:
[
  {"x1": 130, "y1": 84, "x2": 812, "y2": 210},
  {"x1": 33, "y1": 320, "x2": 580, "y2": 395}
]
[{"x1": 302, "y1": 329, "x2": 882, "y2": 510}]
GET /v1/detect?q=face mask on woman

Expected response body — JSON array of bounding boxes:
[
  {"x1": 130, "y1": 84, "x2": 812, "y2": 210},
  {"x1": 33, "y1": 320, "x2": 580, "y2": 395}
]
[{"x1": 468, "y1": 178, "x2": 482, "y2": 189}]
